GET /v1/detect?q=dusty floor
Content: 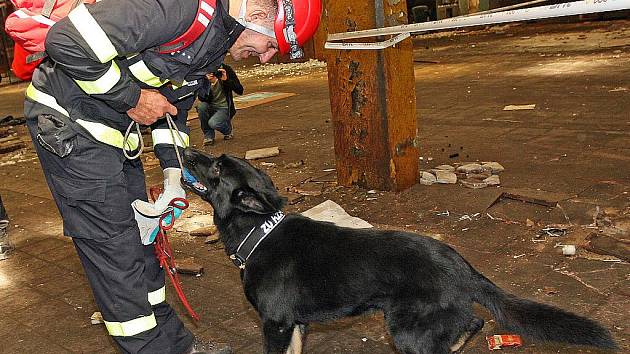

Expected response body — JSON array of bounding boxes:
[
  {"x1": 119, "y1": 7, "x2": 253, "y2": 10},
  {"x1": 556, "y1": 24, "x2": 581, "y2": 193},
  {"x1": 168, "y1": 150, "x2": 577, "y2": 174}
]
[{"x1": 0, "y1": 19, "x2": 628, "y2": 354}]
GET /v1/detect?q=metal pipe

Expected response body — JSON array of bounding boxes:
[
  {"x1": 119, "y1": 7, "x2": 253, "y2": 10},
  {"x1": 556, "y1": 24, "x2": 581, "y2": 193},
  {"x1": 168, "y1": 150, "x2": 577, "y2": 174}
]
[{"x1": 327, "y1": 0, "x2": 630, "y2": 42}]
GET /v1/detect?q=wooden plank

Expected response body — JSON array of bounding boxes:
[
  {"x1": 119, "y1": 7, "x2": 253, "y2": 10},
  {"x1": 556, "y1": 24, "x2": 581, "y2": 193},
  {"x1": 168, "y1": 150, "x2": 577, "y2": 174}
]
[
  {"x1": 234, "y1": 92, "x2": 296, "y2": 110},
  {"x1": 501, "y1": 188, "x2": 574, "y2": 207},
  {"x1": 324, "y1": 0, "x2": 418, "y2": 191}
]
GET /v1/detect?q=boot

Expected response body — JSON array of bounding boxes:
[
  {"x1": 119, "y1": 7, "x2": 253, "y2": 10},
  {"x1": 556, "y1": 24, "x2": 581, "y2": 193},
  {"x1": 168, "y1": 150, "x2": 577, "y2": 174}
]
[{"x1": 185, "y1": 338, "x2": 232, "y2": 354}]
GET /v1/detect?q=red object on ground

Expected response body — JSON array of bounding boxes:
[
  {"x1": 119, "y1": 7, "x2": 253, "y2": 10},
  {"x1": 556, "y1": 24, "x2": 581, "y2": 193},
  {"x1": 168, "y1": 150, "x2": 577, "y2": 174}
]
[{"x1": 486, "y1": 334, "x2": 523, "y2": 350}]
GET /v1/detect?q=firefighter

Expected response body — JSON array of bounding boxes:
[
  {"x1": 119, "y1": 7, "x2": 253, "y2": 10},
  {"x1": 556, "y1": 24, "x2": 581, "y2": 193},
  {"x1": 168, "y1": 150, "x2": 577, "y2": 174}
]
[{"x1": 23, "y1": 0, "x2": 321, "y2": 353}]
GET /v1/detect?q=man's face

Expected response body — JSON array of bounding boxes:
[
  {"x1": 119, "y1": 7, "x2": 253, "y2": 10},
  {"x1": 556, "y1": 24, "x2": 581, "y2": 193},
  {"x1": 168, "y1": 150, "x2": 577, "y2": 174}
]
[{"x1": 229, "y1": 28, "x2": 278, "y2": 63}]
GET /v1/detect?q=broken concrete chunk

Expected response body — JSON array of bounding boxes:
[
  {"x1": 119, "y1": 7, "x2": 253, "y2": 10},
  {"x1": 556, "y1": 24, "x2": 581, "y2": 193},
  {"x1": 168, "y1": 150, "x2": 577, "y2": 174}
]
[
  {"x1": 176, "y1": 257, "x2": 204, "y2": 276},
  {"x1": 204, "y1": 234, "x2": 220, "y2": 244},
  {"x1": 482, "y1": 162, "x2": 505, "y2": 173},
  {"x1": 461, "y1": 180, "x2": 487, "y2": 189},
  {"x1": 419, "y1": 171, "x2": 437, "y2": 185},
  {"x1": 435, "y1": 170, "x2": 457, "y2": 184},
  {"x1": 434, "y1": 164, "x2": 455, "y2": 171},
  {"x1": 456, "y1": 163, "x2": 484, "y2": 174},
  {"x1": 466, "y1": 172, "x2": 493, "y2": 180},
  {"x1": 484, "y1": 175, "x2": 501, "y2": 186},
  {"x1": 302, "y1": 200, "x2": 372, "y2": 229},
  {"x1": 245, "y1": 146, "x2": 280, "y2": 160},
  {"x1": 190, "y1": 225, "x2": 218, "y2": 237},
  {"x1": 90, "y1": 312, "x2": 104, "y2": 325}
]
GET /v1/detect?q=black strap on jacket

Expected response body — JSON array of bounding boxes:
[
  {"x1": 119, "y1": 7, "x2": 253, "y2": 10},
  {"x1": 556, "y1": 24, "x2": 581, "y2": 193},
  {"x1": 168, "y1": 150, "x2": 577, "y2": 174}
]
[{"x1": 229, "y1": 211, "x2": 285, "y2": 269}]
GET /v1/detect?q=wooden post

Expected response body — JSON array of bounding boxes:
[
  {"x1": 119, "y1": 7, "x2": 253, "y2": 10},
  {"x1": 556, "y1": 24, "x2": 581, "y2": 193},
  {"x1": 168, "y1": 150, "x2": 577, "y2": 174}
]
[{"x1": 325, "y1": 0, "x2": 419, "y2": 191}]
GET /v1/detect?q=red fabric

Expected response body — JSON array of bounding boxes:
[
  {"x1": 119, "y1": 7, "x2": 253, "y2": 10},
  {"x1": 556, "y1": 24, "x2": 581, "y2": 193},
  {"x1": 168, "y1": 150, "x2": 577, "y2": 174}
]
[{"x1": 11, "y1": 42, "x2": 42, "y2": 80}]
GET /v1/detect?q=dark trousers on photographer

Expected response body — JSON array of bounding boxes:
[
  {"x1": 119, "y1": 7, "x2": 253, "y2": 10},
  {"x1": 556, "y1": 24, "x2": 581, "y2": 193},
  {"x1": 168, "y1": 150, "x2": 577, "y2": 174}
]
[{"x1": 197, "y1": 103, "x2": 231, "y2": 140}]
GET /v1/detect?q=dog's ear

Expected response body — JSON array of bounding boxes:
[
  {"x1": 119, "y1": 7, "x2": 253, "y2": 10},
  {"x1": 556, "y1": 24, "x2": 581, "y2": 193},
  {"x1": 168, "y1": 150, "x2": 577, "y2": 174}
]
[{"x1": 233, "y1": 189, "x2": 277, "y2": 214}]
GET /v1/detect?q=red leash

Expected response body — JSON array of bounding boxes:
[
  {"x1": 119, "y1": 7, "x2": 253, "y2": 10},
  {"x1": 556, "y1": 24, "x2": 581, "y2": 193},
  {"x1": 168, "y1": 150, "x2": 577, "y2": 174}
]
[{"x1": 150, "y1": 187, "x2": 200, "y2": 321}]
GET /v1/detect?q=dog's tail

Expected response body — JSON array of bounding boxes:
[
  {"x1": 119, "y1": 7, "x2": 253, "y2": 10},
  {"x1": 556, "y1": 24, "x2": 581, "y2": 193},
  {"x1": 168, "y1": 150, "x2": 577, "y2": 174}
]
[{"x1": 472, "y1": 273, "x2": 617, "y2": 349}]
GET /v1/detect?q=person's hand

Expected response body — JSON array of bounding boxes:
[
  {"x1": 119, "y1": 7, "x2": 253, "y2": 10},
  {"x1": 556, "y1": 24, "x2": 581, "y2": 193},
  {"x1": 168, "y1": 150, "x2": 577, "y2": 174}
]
[
  {"x1": 217, "y1": 68, "x2": 227, "y2": 81},
  {"x1": 206, "y1": 73, "x2": 218, "y2": 84},
  {"x1": 127, "y1": 89, "x2": 177, "y2": 125}
]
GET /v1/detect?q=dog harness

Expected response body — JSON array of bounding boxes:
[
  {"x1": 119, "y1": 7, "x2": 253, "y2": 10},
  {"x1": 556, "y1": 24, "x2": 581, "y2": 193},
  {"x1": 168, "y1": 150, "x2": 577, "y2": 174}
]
[{"x1": 230, "y1": 211, "x2": 285, "y2": 269}]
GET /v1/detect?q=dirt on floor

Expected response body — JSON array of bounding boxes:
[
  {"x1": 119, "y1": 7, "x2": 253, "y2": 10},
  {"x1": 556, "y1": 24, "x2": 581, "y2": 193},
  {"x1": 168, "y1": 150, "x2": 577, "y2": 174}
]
[{"x1": 0, "y1": 18, "x2": 628, "y2": 354}]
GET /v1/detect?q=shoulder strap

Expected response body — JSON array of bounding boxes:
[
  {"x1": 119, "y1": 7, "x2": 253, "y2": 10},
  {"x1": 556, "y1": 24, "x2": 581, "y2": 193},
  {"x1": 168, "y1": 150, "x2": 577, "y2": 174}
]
[{"x1": 158, "y1": 0, "x2": 217, "y2": 54}]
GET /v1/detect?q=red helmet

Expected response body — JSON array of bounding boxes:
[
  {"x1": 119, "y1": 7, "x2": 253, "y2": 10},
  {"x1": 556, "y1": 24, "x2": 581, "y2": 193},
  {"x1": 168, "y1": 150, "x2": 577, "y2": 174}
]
[{"x1": 274, "y1": 0, "x2": 322, "y2": 58}]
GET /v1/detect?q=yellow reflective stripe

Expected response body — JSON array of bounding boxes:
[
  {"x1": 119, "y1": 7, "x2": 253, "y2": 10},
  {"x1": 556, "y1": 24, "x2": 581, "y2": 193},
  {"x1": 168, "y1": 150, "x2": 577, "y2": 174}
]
[
  {"x1": 104, "y1": 313, "x2": 157, "y2": 337},
  {"x1": 75, "y1": 119, "x2": 139, "y2": 150},
  {"x1": 152, "y1": 129, "x2": 189, "y2": 148},
  {"x1": 67, "y1": 4, "x2": 118, "y2": 63},
  {"x1": 25, "y1": 84, "x2": 69, "y2": 117},
  {"x1": 128, "y1": 60, "x2": 168, "y2": 88},
  {"x1": 147, "y1": 286, "x2": 166, "y2": 306},
  {"x1": 170, "y1": 81, "x2": 189, "y2": 90},
  {"x1": 75, "y1": 61, "x2": 121, "y2": 94}
]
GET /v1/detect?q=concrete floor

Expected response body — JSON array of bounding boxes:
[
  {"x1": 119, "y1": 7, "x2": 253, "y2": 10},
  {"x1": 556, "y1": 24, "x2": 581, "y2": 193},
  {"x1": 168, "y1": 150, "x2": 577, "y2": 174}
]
[{"x1": 0, "y1": 19, "x2": 628, "y2": 353}]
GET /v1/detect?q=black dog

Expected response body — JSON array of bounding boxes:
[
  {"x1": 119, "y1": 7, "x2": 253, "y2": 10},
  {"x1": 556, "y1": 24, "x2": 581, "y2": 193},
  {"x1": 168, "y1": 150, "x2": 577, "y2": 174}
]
[{"x1": 182, "y1": 148, "x2": 616, "y2": 354}]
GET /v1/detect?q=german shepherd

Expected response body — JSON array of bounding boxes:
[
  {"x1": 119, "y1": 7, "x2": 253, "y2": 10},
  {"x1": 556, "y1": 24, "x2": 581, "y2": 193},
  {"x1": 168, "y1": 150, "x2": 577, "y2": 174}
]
[{"x1": 182, "y1": 148, "x2": 617, "y2": 354}]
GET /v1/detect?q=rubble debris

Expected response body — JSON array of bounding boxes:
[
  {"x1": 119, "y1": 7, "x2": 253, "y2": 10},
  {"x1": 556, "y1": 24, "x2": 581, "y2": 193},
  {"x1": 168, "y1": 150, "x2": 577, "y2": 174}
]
[
  {"x1": 562, "y1": 244, "x2": 576, "y2": 256},
  {"x1": 205, "y1": 234, "x2": 220, "y2": 244},
  {"x1": 419, "y1": 171, "x2": 437, "y2": 185},
  {"x1": 190, "y1": 225, "x2": 218, "y2": 237},
  {"x1": 176, "y1": 258, "x2": 204, "y2": 276},
  {"x1": 538, "y1": 224, "x2": 571, "y2": 237},
  {"x1": 484, "y1": 175, "x2": 501, "y2": 186},
  {"x1": 482, "y1": 162, "x2": 505, "y2": 173},
  {"x1": 435, "y1": 170, "x2": 457, "y2": 184},
  {"x1": 584, "y1": 233, "x2": 629, "y2": 262},
  {"x1": 245, "y1": 146, "x2": 280, "y2": 160},
  {"x1": 526, "y1": 219, "x2": 535, "y2": 228},
  {"x1": 0, "y1": 115, "x2": 26, "y2": 126},
  {"x1": 486, "y1": 334, "x2": 522, "y2": 350},
  {"x1": 174, "y1": 215, "x2": 214, "y2": 233},
  {"x1": 260, "y1": 162, "x2": 277, "y2": 167},
  {"x1": 456, "y1": 163, "x2": 484, "y2": 174},
  {"x1": 301, "y1": 200, "x2": 372, "y2": 229},
  {"x1": 434, "y1": 164, "x2": 455, "y2": 171},
  {"x1": 461, "y1": 179, "x2": 487, "y2": 189},
  {"x1": 289, "y1": 184, "x2": 322, "y2": 196},
  {"x1": 90, "y1": 312, "x2": 104, "y2": 325},
  {"x1": 284, "y1": 160, "x2": 305, "y2": 168},
  {"x1": 236, "y1": 59, "x2": 326, "y2": 79},
  {"x1": 502, "y1": 188, "x2": 573, "y2": 207},
  {"x1": 0, "y1": 136, "x2": 25, "y2": 154},
  {"x1": 285, "y1": 192, "x2": 305, "y2": 205},
  {"x1": 503, "y1": 104, "x2": 535, "y2": 111}
]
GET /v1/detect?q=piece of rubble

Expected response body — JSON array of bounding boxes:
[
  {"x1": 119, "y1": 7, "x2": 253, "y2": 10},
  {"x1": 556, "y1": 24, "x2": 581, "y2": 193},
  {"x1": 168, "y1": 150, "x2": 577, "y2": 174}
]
[
  {"x1": 435, "y1": 170, "x2": 457, "y2": 184},
  {"x1": 290, "y1": 184, "x2": 322, "y2": 196},
  {"x1": 466, "y1": 171, "x2": 492, "y2": 180},
  {"x1": 176, "y1": 257, "x2": 204, "y2": 276},
  {"x1": 434, "y1": 164, "x2": 455, "y2": 171},
  {"x1": 484, "y1": 175, "x2": 501, "y2": 186},
  {"x1": 461, "y1": 180, "x2": 487, "y2": 189},
  {"x1": 204, "y1": 234, "x2": 220, "y2": 244},
  {"x1": 284, "y1": 160, "x2": 305, "y2": 168},
  {"x1": 501, "y1": 188, "x2": 573, "y2": 207},
  {"x1": 90, "y1": 312, "x2": 104, "y2": 325},
  {"x1": 302, "y1": 200, "x2": 372, "y2": 229},
  {"x1": 482, "y1": 162, "x2": 505, "y2": 173},
  {"x1": 190, "y1": 225, "x2": 218, "y2": 237},
  {"x1": 245, "y1": 146, "x2": 280, "y2": 160},
  {"x1": 456, "y1": 163, "x2": 484, "y2": 174},
  {"x1": 419, "y1": 171, "x2": 437, "y2": 185}
]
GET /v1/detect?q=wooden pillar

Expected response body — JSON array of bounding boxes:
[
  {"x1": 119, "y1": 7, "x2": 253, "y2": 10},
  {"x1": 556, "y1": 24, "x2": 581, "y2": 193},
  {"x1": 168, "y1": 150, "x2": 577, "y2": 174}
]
[{"x1": 325, "y1": 0, "x2": 419, "y2": 192}]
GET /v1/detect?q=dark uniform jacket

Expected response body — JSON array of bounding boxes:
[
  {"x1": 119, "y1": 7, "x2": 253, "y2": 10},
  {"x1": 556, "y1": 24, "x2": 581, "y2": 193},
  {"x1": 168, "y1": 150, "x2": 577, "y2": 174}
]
[
  {"x1": 26, "y1": 0, "x2": 244, "y2": 169},
  {"x1": 198, "y1": 63, "x2": 243, "y2": 119}
]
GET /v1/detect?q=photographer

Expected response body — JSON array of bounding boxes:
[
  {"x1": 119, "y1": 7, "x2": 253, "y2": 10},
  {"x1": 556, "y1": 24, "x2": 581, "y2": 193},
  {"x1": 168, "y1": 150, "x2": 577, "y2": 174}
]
[{"x1": 197, "y1": 63, "x2": 244, "y2": 146}]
